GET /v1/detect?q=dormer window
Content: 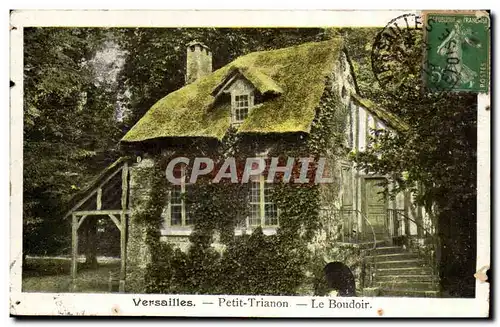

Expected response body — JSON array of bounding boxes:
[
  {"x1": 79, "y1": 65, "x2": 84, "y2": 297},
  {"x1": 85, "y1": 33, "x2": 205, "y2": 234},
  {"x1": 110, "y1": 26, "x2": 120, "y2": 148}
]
[
  {"x1": 211, "y1": 68, "x2": 282, "y2": 127},
  {"x1": 231, "y1": 93, "x2": 254, "y2": 125}
]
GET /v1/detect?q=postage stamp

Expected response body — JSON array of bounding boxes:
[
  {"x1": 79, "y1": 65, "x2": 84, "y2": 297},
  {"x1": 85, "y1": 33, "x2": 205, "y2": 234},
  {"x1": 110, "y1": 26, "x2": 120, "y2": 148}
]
[
  {"x1": 9, "y1": 10, "x2": 490, "y2": 318},
  {"x1": 423, "y1": 11, "x2": 490, "y2": 93}
]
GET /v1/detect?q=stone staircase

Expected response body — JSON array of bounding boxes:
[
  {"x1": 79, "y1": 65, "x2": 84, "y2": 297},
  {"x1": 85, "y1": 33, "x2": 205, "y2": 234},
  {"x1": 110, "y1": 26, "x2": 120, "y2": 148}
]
[{"x1": 365, "y1": 244, "x2": 440, "y2": 297}]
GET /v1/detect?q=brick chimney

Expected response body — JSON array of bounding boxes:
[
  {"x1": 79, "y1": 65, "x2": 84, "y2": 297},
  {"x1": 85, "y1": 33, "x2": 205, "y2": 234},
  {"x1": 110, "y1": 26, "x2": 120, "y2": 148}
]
[{"x1": 185, "y1": 41, "x2": 212, "y2": 84}]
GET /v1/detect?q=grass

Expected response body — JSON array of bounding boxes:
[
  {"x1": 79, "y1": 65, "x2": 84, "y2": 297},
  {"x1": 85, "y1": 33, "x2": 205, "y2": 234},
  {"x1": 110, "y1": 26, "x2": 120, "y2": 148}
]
[{"x1": 22, "y1": 256, "x2": 121, "y2": 293}]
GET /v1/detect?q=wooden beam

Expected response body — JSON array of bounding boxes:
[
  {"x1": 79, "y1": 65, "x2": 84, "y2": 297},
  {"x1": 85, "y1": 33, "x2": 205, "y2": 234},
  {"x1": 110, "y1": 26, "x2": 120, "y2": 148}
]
[
  {"x1": 121, "y1": 162, "x2": 129, "y2": 210},
  {"x1": 119, "y1": 162, "x2": 129, "y2": 293},
  {"x1": 71, "y1": 213, "x2": 78, "y2": 290},
  {"x1": 107, "y1": 214, "x2": 122, "y2": 232},
  {"x1": 63, "y1": 165, "x2": 124, "y2": 219},
  {"x1": 77, "y1": 215, "x2": 88, "y2": 230},
  {"x1": 96, "y1": 187, "x2": 102, "y2": 210},
  {"x1": 213, "y1": 73, "x2": 237, "y2": 99},
  {"x1": 74, "y1": 209, "x2": 130, "y2": 216},
  {"x1": 119, "y1": 210, "x2": 127, "y2": 293}
]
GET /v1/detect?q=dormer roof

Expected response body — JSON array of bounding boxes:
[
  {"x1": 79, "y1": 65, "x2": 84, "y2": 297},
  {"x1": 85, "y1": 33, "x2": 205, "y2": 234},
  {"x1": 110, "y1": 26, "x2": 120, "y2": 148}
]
[
  {"x1": 122, "y1": 38, "x2": 347, "y2": 142},
  {"x1": 211, "y1": 66, "x2": 283, "y2": 99}
]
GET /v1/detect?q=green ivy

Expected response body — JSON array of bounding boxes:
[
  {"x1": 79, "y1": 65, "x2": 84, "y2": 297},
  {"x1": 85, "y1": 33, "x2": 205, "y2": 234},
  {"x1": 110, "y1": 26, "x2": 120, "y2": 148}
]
[{"x1": 135, "y1": 74, "x2": 348, "y2": 295}]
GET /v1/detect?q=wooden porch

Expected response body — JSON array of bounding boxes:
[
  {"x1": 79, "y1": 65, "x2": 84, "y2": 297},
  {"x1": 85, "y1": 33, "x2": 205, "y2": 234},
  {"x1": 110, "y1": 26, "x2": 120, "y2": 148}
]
[{"x1": 64, "y1": 157, "x2": 131, "y2": 292}]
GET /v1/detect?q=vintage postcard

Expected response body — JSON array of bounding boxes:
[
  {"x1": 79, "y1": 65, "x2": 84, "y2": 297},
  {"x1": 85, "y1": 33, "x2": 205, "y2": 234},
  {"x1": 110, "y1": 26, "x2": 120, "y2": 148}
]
[{"x1": 9, "y1": 9, "x2": 490, "y2": 317}]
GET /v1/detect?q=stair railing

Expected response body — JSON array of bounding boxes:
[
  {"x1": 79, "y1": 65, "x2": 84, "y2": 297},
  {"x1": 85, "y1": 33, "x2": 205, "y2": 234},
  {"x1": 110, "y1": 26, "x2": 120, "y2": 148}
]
[
  {"x1": 387, "y1": 209, "x2": 438, "y2": 276},
  {"x1": 321, "y1": 208, "x2": 377, "y2": 250},
  {"x1": 353, "y1": 209, "x2": 377, "y2": 250},
  {"x1": 352, "y1": 209, "x2": 377, "y2": 288}
]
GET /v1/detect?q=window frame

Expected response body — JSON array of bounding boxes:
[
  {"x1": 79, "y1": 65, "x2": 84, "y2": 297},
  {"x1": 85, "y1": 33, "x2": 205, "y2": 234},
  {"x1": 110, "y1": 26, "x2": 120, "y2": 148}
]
[
  {"x1": 245, "y1": 175, "x2": 279, "y2": 228},
  {"x1": 231, "y1": 92, "x2": 254, "y2": 125},
  {"x1": 165, "y1": 164, "x2": 192, "y2": 228}
]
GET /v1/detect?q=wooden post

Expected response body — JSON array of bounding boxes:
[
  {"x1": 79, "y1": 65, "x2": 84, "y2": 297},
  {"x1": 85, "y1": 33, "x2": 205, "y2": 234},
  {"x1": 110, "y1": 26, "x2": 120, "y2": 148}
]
[
  {"x1": 389, "y1": 182, "x2": 396, "y2": 246},
  {"x1": 71, "y1": 213, "x2": 78, "y2": 291},
  {"x1": 108, "y1": 271, "x2": 114, "y2": 293},
  {"x1": 119, "y1": 163, "x2": 129, "y2": 292},
  {"x1": 96, "y1": 187, "x2": 102, "y2": 210},
  {"x1": 404, "y1": 191, "x2": 411, "y2": 236}
]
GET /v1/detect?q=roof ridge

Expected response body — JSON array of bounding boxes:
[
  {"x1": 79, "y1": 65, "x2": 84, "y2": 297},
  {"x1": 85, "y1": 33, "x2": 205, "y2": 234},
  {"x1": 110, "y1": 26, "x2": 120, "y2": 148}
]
[{"x1": 231, "y1": 38, "x2": 339, "y2": 62}]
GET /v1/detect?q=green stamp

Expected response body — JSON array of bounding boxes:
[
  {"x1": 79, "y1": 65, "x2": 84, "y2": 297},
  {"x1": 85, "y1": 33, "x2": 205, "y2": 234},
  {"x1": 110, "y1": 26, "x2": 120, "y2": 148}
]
[{"x1": 424, "y1": 12, "x2": 490, "y2": 93}]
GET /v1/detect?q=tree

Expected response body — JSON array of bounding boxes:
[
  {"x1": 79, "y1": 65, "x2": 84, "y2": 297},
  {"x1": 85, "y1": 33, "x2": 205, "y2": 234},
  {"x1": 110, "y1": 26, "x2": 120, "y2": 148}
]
[
  {"x1": 343, "y1": 27, "x2": 477, "y2": 297},
  {"x1": 23, "y1": 28, "x2": 122, "y2": 256}
]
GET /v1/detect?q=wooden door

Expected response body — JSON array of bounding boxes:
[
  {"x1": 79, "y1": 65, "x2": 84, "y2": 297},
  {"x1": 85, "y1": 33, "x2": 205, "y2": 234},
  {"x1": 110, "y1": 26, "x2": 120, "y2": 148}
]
[
  {"x1": 363, "y1": 178, "x2": 388, "y2": 240},
  {"x1": 341, "y1": 167, "x2": 354, "y2": 241}
]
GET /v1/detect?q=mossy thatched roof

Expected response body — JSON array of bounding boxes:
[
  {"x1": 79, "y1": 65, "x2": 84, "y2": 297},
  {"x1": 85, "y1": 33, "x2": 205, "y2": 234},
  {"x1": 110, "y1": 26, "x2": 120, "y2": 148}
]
[{"x1": 122, "y1": 38, "x2": 343, "y2": 143}]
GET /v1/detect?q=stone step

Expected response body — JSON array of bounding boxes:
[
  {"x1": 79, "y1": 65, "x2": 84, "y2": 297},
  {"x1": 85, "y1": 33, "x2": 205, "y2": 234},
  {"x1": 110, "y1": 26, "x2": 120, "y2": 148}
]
[
  {"x1": 370, "y1": 246, "x2": 405, "y2": 255},
  {"x1": 376, "y1": 267, "x2": 433, "y2": 276},
  {"x1": 376, "y1": 259, "x2": 426, "y2": 269},
  {"x1": 366, "y1": 252, "x2": 419, "y2": 261},
  {"x1": 355, "y1": 240, "x2": 390, "y2": 249},
  {"x1": 375, "y1": 281, "x2": 438, "y2": 291},
  {"x1": 376, "y1": 274, "x2": 439, "y2": 282},
  {"x1": 380, "y1": 289, "x2": 440, "y2": 297}
]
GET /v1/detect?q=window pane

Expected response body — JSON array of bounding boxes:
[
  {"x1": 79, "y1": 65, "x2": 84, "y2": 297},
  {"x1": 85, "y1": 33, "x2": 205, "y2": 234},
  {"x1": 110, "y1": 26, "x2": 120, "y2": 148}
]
[
  {"x1": 248, "y1": 180, "x2": 261, "y2": 227},
  {"x1": 264, "y1": 182, "x2": 278, "y2": 226},
  {"x1": 184, "y1": 185, "x2": 193, "y2": 225},
  {"x1": 236, "y1": 107, "x2": 248, "y2": 121},
  {"x1": 233, "y1": 94, "x2": 250, "y2": 123},
  {"x1": 250, "y1": 181, "x2": 260, "y2": 202},
  {"x1": 249, "y1": 204, "x2": 260, "y2": 226},
  {"x1": 171, "y1": 205, "x2": 182, "y2": 225},
  {"x1": 264, "y1": 203, "x2": 278, "y2": 226},
  {"x1": 247, "y1": 177, "x2": 279, "y2": 228},
  {"x1": 236, "y1": 94, "x2": 248, "y2": 102},
  {"x1": 264, "y1": 183, "x2": 274, "y2": 202},
  {"x1": 171, "y1": 186, "x2": 182, "y2": 204}
]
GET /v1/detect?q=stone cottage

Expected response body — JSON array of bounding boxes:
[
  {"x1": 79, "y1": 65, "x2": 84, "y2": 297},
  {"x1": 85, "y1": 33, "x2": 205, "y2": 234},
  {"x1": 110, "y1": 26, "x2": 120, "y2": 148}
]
[{"x1": 66, "y1": 38, "x2": 440, "y2": 297}]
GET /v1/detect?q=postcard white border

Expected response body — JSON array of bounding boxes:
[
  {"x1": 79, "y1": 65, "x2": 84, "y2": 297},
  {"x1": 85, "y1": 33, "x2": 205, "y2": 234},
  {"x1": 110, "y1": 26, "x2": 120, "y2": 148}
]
[{"x1": 9, "y1": 9, "x2": 490, "y2": 317}]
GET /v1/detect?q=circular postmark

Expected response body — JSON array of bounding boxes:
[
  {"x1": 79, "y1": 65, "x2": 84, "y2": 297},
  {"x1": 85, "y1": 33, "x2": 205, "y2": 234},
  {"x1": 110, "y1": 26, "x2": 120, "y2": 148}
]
[{"x1": 371, "y1": 13, "x2": 460, "y2": 104}]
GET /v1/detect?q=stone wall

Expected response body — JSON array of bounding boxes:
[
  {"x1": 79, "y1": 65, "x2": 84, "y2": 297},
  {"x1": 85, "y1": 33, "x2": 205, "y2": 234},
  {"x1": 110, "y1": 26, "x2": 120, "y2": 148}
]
[
  {"x1": 125, "y1": 156, "x2": 155, "y2": 293},
  {"x1": 306, "y1": 222, "x2": 366, "y2": 296}
]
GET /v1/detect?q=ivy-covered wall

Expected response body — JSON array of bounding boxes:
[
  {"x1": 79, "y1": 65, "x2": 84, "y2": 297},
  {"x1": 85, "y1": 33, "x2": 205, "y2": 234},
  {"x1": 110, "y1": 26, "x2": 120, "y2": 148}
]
[
  {"x1": 125, "y1": 56, "x2": 362, "y2": 295},
  {"x1": 126, "y1": 156, "x2": 156, "y2": 292}
]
